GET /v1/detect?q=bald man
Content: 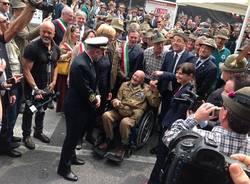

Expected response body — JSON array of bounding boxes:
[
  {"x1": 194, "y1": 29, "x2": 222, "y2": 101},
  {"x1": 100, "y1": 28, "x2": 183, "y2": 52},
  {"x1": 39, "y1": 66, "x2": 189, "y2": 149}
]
[
  {"x1": 52, "y1": 6, "x2": 74, "y2": 45},
  {"x1": 95, "y1": 70, "x2": 160, "y2": 160},
  {"x1": 21, "y1": 21, "x2": 60, "y2": 150}
]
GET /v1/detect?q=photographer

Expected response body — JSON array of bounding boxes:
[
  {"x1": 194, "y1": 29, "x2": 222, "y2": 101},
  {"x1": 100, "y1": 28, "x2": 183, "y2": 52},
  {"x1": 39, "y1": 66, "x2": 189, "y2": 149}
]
[
  {"x1": 22, "y1": 21, "x2": 60, "y2": 150},
  {"x1": 146, "y1": 87, "x2": 250, "y2": 184},
  {"x1": 162, "y1": 87, "x2": 250, "y2": 157},
  {"x1": 229, "y1": 154, "x2": 250, "y2": 184}
]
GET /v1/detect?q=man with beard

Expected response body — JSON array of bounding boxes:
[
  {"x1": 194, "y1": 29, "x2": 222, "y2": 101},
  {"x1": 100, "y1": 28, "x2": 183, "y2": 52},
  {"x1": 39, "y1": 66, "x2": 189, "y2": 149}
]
[
  {"x1": 57, "y1": 36, "x2": 108, "y2": 182},
  {"x1": 21, "y1": 21, "x2": 60, "y2": 150}
]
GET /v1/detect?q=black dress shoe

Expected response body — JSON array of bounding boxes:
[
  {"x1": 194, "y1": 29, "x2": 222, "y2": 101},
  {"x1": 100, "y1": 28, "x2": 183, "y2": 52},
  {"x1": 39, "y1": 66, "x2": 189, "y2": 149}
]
[
  {"x1": 11, "y1": 142, "x2": 20, "y2": 149},
  {"x1": 57, "y1": 170, "x2": 78, "y2": 182},
  {"x1": 12, "y1": 136, "x2": 21, "y2": 142},
  {"x1": 0, "y1": 149, "x2": 22, "y2": 158},
  {"x1": 23, "y1": 136, "x2": 35, "y2": 150},
  {"x1": 34, "y1": 132, "x2": 50, "y2": 143},
  {"x1": 72, "y1": 158, "x2": 85, "y2": 165}
]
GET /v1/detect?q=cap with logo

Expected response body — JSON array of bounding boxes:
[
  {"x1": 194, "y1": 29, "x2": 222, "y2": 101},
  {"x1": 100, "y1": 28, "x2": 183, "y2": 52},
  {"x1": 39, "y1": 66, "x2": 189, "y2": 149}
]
[
  {"x1": 84, "y1": 36, "x2": 108, "y2": 49},
  {"x1": 222, "y1": 87, "x2": 250, "y2": 121},
  {"x1": 220, "y1": 54, "x2": 248, "y2": 72}
]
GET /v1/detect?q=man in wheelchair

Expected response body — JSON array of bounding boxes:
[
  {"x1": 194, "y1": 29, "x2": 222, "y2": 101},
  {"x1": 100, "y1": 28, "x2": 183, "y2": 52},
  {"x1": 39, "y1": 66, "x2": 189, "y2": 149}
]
[{"x1": 94, "y1": 70, "x2": 160, "y2": 161}]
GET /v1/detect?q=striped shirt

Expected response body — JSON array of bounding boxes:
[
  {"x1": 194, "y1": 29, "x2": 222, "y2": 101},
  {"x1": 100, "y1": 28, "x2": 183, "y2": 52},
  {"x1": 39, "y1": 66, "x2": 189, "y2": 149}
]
[{"x1": 162, "y1": 117, "x2": 250, "y2": 156}]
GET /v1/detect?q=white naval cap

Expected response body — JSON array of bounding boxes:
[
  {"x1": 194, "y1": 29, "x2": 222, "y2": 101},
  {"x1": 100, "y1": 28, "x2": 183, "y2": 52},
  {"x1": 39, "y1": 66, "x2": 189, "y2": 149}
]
[{"x1": 84, "y1": 36, "x2": 109, "y2": 49}]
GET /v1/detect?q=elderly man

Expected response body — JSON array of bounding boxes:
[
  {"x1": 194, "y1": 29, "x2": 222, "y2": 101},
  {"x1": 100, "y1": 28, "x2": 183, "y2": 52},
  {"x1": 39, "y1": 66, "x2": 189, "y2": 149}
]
[
  {"x1": 143, "y1": 31, "x2": 168, "y2": 83},
  {"x1": 195, "y1": 38, "x2": 217, "y2": 100},
  {"x1": 52, "y1": 6, "x2": 74, "y2": 45},
  {"x1": 95, "y1": 70, "x2": 160, "y2": 160},
  {"x1": 0, "y1": 0, "x2": 44, "y2": 157}
]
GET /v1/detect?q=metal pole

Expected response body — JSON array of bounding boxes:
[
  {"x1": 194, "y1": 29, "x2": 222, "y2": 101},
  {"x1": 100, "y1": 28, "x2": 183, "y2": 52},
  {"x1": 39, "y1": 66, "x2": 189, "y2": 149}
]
[{"x1": 235, "y1": 1, "x2": 250, "y2": 53}]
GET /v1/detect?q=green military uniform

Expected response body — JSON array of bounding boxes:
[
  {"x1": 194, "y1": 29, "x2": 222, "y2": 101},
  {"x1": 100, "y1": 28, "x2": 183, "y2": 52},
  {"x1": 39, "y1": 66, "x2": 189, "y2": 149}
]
[
  {"x1": 102, "y1": 81, "x2": 160, "y2": 144},
  {"x1": 109, "y1": 40, "x2": 123, "y2": 93}
]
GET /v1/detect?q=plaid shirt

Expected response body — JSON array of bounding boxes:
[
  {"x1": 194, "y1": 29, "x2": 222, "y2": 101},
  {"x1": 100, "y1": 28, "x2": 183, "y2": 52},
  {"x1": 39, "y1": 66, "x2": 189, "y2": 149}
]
[
  {"x1": 143, "y1": 47, "x2": 167, "y2": 80},
  {"x1": 162, "y1": 117, "x2": 250, "y2": 156}
]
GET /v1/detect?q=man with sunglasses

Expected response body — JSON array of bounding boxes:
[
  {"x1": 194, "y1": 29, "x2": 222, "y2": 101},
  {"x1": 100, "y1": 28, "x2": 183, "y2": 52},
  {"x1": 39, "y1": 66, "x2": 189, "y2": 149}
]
[
  {"x1": 0, "y1": 0, "x2": 48, "y2": 158},
  {"x1": 0, "y1": 0, "x2": 10, "y2": 19}
]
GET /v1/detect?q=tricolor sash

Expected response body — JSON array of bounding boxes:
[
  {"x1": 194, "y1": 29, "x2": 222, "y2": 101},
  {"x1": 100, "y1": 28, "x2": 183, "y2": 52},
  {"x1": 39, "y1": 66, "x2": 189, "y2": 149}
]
[
  {"x1": 121, "y1": 41, "x2": 129, "y2": 77},
  {"x1": 55, "y1": 18, "x2": 67, "y2": 33}
]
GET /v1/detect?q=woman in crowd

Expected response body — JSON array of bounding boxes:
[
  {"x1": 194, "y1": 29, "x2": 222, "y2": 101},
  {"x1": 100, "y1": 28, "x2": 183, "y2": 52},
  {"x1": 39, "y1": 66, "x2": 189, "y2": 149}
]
[
  {"x1": 56, "y1": 25, "x2": 80, "y2": 112},
  {"x1": 71, "y1": 29, "x2": 96, "y2": 62},
  {"x1": 147, "y1": 62, "x2": 196, "y2": 184}
]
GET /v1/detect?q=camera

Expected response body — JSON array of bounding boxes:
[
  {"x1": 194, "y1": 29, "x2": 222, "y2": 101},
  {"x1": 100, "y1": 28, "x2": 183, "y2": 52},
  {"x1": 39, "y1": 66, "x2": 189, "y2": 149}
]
[
  {"x1": 26, "y1": 88, "x2": 59, "y2": 113},
  {"x1": 161, "y1": 131, "x2": 250, "y2": 184},
  {"x1": 173, "y1": 89, "x2": 202, "y2": 112},
  {"x1": 27, "y1": 0, "x2": 55, "y2": 12}
]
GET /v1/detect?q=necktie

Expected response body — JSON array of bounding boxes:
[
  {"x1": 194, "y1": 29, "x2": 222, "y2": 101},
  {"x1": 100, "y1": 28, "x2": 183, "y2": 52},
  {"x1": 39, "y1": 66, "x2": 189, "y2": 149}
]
[
  {"x1": 196, "y1": 60, "x2": 202, "y2": 68},
  {"x1": 172, "y1": 53, "x2": 179, "y2": 73}
]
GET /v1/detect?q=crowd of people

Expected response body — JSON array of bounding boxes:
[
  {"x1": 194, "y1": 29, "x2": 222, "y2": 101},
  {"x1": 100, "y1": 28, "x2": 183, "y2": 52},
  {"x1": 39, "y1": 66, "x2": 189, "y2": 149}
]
[{"x1": 0, "y1": 0, "x2": 250, "y2": 183}]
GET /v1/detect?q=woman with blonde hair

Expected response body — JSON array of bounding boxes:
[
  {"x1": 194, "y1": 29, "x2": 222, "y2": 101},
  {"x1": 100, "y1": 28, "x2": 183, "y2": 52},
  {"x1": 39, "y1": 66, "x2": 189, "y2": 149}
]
[{"x1": 56, "y1": 25, "x2": 80, "y2": 112}]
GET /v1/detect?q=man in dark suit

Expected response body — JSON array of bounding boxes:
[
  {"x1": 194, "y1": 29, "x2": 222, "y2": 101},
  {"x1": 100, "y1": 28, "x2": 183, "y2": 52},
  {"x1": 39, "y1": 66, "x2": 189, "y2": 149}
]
[
  {"x1": 195, "y1": 38, "x2": 217, "y2": 100},
  {"x1": 120, "y1": 29, "x2": 144, "y2": 80},
  {"x1": 52, "y1": 6, "x2": 73, "y2": 45},
  {"x1": 152, "y1": 32, "x2": 196, "y2": 123},
  {"x1": 57, "y1": 36, "x2": 108, "y2": 182}
]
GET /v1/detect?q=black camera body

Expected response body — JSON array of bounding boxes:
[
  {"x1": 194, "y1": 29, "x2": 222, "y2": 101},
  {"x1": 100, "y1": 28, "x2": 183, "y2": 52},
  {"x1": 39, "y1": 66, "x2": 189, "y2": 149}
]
[
  {"x1": 173, "y1": 89, "x2": 202, "y2": 112},
  {"x1": 26, "y1": 88, "x2": 59, "y2": 114},
  {"x1": 162, "y1": 131, "x2": 250, "y2": 184}
]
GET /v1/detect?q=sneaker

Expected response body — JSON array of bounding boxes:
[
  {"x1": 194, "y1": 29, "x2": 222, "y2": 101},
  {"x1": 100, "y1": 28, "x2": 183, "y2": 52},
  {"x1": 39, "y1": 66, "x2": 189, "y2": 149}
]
[
  {"x1": 34, "y1": 132, "x2": 50, "y2": 143},
  {"x1": 23, "y1": 136, "x2": 35, "y2": 150}
]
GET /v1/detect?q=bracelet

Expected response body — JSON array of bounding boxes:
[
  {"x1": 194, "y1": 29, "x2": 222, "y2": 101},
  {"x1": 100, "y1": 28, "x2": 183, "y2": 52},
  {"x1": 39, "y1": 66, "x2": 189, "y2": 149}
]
[{"x1": 33, "y1": 86, "x2": 38, "y2": 90}]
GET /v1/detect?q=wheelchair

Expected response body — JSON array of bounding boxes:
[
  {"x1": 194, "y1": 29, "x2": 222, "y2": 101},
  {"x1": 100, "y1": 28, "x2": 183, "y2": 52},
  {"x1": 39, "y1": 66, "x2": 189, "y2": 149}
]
[{"x1": 94, "y1": 106, "x2": 157, "y2": 163}]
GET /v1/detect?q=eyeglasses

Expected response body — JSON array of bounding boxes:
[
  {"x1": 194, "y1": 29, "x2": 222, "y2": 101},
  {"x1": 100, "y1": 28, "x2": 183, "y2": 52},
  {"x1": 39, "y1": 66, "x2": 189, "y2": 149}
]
[{"x1": 1, "y1": 2, "x2": 10, "y2": 5}]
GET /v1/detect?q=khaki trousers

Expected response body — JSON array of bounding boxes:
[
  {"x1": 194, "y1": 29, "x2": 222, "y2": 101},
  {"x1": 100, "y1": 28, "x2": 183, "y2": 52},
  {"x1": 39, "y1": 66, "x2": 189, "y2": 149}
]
[{"x1": 102, "y1": 109, "x2": 144, "y2": 144}]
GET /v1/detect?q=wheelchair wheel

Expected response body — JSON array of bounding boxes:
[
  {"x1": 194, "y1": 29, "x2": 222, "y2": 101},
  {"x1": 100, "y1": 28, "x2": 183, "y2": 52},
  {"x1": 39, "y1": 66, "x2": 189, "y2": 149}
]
[{"x1": 136, "y1": 109, "x2": 155, "y2": 148}]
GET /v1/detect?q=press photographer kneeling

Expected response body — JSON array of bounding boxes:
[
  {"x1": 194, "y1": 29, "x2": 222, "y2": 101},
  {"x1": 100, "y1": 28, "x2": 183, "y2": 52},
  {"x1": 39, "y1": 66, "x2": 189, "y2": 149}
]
[{"x1": 147, "y1": 87, "x2": 250, "y2": 184}]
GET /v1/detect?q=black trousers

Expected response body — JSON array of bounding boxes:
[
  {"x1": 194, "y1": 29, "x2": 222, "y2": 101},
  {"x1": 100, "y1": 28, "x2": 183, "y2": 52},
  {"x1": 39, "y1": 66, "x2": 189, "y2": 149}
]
[
  {"x1": 58, "y1": 106, "x2": 94, "y2": 173},
  {"x1": 148, "y1": 128, "x2": 169, "y2": 184}
]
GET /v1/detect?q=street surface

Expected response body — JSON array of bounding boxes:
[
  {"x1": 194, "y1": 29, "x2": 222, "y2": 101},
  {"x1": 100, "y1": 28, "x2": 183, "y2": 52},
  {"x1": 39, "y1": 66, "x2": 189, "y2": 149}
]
[{"x1": 0, "y1": 109, "x2": 157, "y2": 184}]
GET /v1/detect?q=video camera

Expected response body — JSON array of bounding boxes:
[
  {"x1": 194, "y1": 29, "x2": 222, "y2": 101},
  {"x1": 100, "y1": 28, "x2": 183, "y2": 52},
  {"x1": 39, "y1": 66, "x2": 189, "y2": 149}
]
[
  {"x1": 25, "y1": 0, "x2": 55, "y2": 12},
  {"x1": 25, "y1": 88, "x2": 59, "y2": 114},
  {"x1": 173, "y1": 89, "x2": 202, "y2": 112},
  {"x1": 160, "y1": 131, "x2": 250, "y2": 184}
]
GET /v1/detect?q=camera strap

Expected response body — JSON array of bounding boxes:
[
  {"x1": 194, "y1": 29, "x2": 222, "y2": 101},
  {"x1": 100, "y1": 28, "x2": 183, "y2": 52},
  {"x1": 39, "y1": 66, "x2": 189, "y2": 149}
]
[{"x1": 47, "y1": 50, "x2": 52, "y2": 87}]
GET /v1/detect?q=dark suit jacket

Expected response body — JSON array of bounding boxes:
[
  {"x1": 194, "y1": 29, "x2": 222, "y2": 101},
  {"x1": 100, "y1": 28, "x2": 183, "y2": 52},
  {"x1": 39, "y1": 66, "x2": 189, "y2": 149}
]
[
  {"x1": 128, "y1": 44, "x2": 144, "y2": 78},
  {"x1": 158, "y1": 50, "x2": 196, "y2": 96},
  {"x1": 162, "y1": 83, "x2": 193, "y2": 129},
  {"x1": 195, "y1": 57, "x2": 217, "y2": 100},
  {"x1": 52, "y1": 19, "x2": 67, "y2": 46},
  {"x1": 65, "y1": 52, "x2": 98, "y2": 110}
]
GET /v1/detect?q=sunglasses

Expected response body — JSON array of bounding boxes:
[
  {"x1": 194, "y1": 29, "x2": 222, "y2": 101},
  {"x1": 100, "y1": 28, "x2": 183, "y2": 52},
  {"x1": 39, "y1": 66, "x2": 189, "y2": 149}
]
[{"x1": 1, "y1": 2, "x2": 10, "y2": 5}]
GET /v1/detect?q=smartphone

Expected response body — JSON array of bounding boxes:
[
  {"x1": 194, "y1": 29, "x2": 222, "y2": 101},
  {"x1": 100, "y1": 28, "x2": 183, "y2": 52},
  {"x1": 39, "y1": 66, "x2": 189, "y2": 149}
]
[{"x1": 6, "y1": 77, "x2": 16, "y2": 85}]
